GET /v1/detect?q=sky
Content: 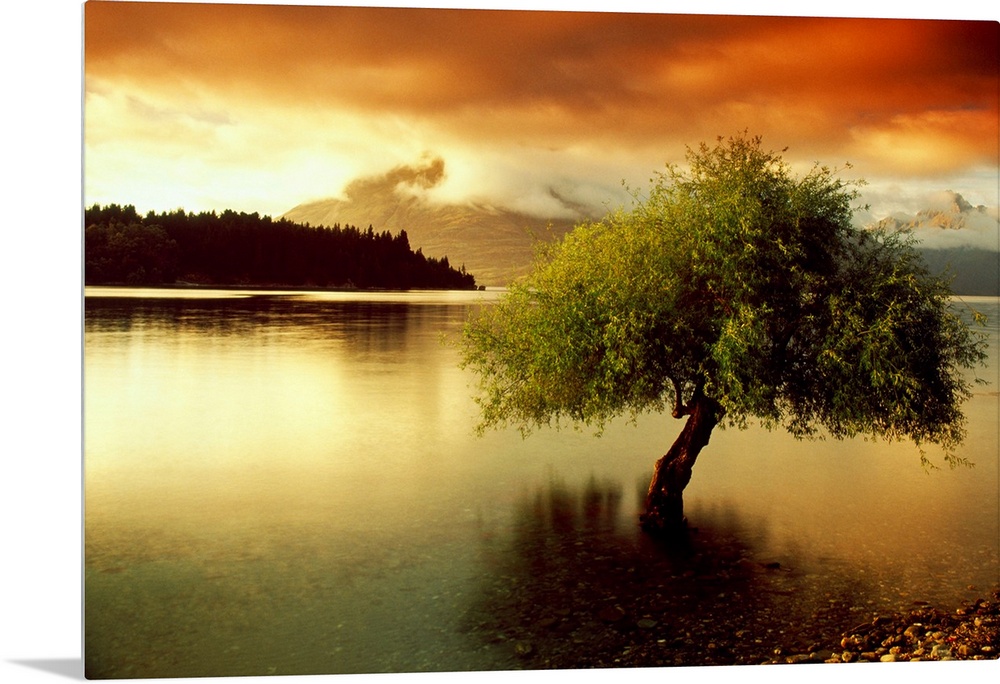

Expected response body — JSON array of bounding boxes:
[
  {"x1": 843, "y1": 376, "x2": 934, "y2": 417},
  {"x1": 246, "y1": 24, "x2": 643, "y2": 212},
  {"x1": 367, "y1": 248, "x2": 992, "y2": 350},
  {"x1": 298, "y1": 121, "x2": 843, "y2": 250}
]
[{"x1": 83, "y1": 0, "x2": 1000, "y2": 229}]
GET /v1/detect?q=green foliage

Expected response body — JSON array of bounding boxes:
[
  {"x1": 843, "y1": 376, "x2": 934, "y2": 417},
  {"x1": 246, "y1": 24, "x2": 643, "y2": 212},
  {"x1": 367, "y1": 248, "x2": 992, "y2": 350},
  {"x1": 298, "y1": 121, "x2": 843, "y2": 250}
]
[{"x1": 461, "y1": 134, "x2": 988, "y2": 466}]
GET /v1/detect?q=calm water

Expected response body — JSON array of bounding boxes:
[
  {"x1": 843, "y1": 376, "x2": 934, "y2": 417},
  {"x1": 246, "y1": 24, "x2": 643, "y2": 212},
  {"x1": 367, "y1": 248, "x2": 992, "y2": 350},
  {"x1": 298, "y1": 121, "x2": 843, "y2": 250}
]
[{"x1": 84, "y1": 287, "x2": 1000, "y2": 678}]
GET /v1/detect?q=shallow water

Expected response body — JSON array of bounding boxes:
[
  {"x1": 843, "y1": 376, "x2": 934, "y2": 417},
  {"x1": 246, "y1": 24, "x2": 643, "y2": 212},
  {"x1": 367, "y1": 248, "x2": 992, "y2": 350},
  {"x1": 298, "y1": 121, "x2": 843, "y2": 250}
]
[{"x1": 84, "y1": 288, "x2": 1000, "y2": 677}]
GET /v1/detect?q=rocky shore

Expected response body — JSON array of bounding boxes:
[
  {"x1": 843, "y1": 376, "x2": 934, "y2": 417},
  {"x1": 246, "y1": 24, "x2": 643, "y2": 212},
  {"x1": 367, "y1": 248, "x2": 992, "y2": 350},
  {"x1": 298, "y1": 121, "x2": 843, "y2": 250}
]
[
  {"x1": 468, "y1": 483, "x2": 998, "y2": 670},
  {"x1": 483, "y1": 587, "x2": 1000, "y2": 669},
  {"x1": 768, "y1": 589, "x2": 1000, "y2": 665},
  {"x1": 471, "y1": 515, "x2": 999, "y2": 670}
]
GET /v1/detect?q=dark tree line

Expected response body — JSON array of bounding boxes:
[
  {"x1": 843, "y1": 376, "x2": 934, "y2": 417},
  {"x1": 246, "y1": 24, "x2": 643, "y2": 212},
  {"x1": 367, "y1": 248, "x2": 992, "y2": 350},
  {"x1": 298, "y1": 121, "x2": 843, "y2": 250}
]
[{"x1": 84, "y1": 204, "x2": 478, "y2": 290}]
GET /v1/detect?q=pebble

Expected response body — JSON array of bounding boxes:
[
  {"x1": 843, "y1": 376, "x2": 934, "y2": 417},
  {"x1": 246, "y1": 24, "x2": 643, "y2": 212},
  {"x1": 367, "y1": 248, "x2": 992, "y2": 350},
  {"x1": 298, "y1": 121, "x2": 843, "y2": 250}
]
[
  {"x1": 472, "y1": 528, "x2": 998, "y2": 671},
  {"x1": 931, "y1": 644, "x2": 951, "y2": 658},
  {"x1": 597, "y1": 606, "x2": 626, "y2": 623},
  {"x1": 784, "y1": 654, "x2": 812, "y2": 664},
  {"x1": 827, "y1": 589, "x2": 1000, "y2": 664}
]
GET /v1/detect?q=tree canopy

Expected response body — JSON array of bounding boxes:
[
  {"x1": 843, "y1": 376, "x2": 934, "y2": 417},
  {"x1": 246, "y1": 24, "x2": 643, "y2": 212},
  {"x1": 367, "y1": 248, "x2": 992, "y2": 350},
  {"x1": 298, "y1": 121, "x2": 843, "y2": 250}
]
[{"x1": 461, "y1": 134, "x2": 987, "y2": 529}]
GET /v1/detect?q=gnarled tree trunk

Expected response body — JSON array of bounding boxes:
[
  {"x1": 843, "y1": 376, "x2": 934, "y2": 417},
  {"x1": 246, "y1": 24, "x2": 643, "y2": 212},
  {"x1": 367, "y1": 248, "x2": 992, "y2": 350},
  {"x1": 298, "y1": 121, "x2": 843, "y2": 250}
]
[{"x1": 641, "y1": 393, "x2": 723, "y2": 537}]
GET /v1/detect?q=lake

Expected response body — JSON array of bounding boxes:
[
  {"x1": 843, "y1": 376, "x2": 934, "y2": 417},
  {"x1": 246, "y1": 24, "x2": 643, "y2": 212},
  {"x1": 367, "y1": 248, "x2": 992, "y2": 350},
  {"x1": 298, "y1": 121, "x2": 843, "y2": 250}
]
[{"x1": 83, "y1": 287, "x2": 1000, "y2": 678}]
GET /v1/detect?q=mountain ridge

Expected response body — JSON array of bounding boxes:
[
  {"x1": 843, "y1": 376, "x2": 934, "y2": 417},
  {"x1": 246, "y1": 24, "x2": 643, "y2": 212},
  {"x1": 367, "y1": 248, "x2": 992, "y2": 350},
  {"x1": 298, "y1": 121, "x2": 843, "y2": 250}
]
[
  {"x1": 284, "y1": 166, "x2": 998, "y2": 294},
  {"x1": 282, "y1": 158, "x2": 587, "y2": 286}
]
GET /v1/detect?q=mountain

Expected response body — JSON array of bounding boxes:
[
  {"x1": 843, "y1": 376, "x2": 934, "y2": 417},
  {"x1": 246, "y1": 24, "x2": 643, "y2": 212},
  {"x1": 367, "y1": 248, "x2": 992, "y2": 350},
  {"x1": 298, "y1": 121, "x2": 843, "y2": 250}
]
[
  {"x1": 870, "y1": 191, "x2": 999, "y2": 296},
  {"x1": 871, "y1": 191, "x2": 996, "y2": 240},
  {"x1": 285, "y1": 162, "x2": 998, "y2": 295},
  {"x1": 282, "y1": 158, "x2": 586, "y2": 286},
  {"x1": 918, "y1": 248, "x2": 999, "y2": 297}
]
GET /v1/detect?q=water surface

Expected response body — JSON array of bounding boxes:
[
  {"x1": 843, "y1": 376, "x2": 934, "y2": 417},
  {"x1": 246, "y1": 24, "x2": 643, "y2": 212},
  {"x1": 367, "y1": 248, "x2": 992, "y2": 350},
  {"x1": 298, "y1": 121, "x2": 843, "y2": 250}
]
[{"x1": 84, "y1": 288, "x2": 1000, "y2": 677}]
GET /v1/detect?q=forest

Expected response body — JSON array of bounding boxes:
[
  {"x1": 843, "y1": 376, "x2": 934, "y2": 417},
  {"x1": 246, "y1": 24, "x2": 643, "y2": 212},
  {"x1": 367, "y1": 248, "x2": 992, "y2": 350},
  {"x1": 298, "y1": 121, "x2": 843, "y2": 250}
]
[{"x1": 84, "y1": 203, "x2": 479, "y2": 290}]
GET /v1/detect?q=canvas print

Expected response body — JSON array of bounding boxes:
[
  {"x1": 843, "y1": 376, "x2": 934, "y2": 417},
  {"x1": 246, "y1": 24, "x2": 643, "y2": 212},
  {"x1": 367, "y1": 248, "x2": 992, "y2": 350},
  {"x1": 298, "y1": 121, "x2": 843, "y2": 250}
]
[{"x1": 83, "y1": 1, "x2": 1000, "y2": 679}]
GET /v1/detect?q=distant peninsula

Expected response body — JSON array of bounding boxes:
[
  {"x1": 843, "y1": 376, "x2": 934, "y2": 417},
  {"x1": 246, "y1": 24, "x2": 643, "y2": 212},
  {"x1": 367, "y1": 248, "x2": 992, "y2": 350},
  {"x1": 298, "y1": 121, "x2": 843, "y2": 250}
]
[{"x1": 84, "y1": 204, "x2": 478, "y2": 291}]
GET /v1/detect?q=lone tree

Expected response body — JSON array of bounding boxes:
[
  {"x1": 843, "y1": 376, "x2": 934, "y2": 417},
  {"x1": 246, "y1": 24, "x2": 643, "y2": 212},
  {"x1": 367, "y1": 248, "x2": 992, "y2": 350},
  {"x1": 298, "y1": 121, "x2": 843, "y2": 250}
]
[{"x1": 461, "y1": 134, "x2": 988, "y2": 537}]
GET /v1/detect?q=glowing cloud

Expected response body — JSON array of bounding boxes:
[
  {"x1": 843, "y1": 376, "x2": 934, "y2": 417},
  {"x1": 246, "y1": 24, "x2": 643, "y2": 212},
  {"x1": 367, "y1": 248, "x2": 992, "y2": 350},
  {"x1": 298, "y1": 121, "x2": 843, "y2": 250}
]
[{"x1": 84, "y1": 3, "x2": 999, "y2": 225}]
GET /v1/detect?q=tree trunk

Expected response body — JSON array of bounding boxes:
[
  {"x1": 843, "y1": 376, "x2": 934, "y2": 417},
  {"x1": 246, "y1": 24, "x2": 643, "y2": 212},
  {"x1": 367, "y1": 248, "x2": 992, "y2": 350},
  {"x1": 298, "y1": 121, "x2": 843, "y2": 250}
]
[{"x1": 641, "y1": 394, "x2": 723, "y2": 537}]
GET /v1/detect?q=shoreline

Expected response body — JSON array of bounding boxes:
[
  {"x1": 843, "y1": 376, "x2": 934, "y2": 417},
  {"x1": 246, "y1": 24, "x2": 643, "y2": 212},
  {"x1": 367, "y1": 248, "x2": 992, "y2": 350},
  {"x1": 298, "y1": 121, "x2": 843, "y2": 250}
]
[
  {"x1": 84, "y1": 280, "x2": 485, "y2": 293},
  {"x1": 766, "y1": 589, "x2": 999, "y2": 664}
]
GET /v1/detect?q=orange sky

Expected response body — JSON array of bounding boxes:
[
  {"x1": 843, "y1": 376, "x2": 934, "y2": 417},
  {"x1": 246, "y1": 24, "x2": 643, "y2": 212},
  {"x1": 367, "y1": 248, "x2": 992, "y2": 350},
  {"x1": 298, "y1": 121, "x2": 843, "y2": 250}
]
[{"x1": 83, "y1": 1, "x2": 999, "y2": 223}]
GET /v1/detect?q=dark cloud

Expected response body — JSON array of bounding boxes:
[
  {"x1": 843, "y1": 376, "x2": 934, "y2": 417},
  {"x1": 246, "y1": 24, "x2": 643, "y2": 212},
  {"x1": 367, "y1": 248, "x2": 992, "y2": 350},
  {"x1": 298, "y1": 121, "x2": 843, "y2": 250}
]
[
  {"x1": 86, "y1": 6, "x2": 998, "y2": 134},
  {"x1": 84, "y1": 3, "x2": 998, "y2": 215},
  {"x1": 343, "y1": 156, "x2": 447, "y2": 201}
]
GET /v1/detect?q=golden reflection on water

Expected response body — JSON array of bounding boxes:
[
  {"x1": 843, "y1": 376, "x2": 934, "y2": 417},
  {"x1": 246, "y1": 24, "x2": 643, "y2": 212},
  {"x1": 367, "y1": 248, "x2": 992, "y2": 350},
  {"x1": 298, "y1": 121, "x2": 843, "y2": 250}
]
[
  {"x1": 83, "y1": 290, "x2": 1000, "y2": 678},
  {"x1": 85, "y1": 291, "x2": 486, "y2": 548}
]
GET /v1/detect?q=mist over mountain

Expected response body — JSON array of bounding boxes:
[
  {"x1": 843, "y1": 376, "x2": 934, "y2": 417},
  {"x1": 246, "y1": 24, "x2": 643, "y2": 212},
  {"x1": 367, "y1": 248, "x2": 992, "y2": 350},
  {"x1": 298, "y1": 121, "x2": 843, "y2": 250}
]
[
  {"x1": 870, "y1": 191, "x2": 999, "y2": 296},
  {"x1": 284, "y1": 162, "x2": 998, "y2": 295},
  {"x1": 282, "y1": 158, "x2": 586, "y2": 286},
  {"x1": 871, "y1": 191, "x2": 998, "y2": 251}
]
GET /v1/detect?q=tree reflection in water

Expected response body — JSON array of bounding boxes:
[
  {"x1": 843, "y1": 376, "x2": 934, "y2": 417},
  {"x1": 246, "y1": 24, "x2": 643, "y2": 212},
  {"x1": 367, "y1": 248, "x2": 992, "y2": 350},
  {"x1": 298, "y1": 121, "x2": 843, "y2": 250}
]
[{"x1": 468, "y1": 476, "x2": 877, "y2": 669}]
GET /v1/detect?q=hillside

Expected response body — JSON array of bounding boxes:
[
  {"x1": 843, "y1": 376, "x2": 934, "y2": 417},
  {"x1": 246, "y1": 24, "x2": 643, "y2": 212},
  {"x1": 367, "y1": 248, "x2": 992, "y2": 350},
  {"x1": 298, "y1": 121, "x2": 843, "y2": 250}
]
[
  {"x1": 285, "y1": 164, "x2": 998, "y2": 295},
  {"x1": 282, "y1": 159, "x2": 585, "y2": 286},
  {"x1": 84, "y1": 203, "x2": 478, "y2": 290}
]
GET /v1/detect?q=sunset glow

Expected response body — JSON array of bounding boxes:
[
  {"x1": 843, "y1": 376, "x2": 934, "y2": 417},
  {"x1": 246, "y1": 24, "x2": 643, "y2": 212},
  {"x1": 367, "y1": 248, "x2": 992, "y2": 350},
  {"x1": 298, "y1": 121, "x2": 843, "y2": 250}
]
[{"x1": 84, "y1": 1, "x2": 999, "y2": 223}]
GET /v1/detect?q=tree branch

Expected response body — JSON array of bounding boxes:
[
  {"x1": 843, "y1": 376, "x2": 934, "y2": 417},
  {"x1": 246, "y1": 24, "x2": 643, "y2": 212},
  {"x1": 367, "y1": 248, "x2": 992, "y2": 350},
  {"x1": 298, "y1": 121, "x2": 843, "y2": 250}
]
[
  {"x1": 671, "y1": 378, "x2": 706, "y2": 418},
  {"x1": 670, "y1": 377, "x2": 686, "y2": 418}
]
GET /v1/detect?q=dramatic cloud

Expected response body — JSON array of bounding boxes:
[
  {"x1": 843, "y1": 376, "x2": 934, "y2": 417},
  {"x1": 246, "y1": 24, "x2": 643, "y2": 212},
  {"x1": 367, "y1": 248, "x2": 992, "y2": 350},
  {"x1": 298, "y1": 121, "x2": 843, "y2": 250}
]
[{"x1": 84, "y1": 2, "x2": 999, "y2": 226}]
